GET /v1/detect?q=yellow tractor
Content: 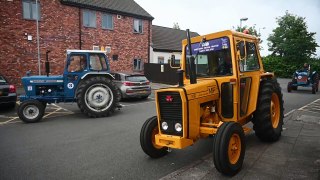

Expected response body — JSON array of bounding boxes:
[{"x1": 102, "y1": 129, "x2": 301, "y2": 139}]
[{"x1": 140, "y1": 30, "x2": 284, "y2": 176}]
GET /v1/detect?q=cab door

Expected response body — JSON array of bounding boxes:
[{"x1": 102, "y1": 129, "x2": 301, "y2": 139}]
[
  {"x1": 234, "y1": 37, "x2": 262, "y2": 122},
  {"x1": 63, "y1": 53, "x2": 88, "y2": 98}
]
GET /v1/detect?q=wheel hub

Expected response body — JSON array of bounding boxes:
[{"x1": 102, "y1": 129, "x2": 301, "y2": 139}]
[
  {"x1": 271, "y1": 93, "x2": 280, "y2": 128},
  {"x1": 228, "y1": 134, "x2": 241, "y2": 165},
  {"x1": 85, "y1": 84, "x2": 113, "y2": 112},
  {"x1": 23, "y1": 105, "x2": 39, "y2": 119}
]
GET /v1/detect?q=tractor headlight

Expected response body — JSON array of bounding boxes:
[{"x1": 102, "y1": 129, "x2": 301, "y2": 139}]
[
  {"x1": 161, "y1": 121, "x2": 168, "y2": 130},
  {"x1": 175, "y1": 123, "x2": 182, "y2": 132}
]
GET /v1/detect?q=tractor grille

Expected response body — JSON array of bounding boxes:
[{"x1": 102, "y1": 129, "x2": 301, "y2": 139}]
[{"x1": 158, "y1": 91, "x2": 183, "y2": 135}]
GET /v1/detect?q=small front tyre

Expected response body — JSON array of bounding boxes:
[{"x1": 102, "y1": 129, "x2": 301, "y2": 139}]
[
  {"x1": 140, "y1": 116, "x2": 168, "y2": 158},
  {"x1": 213, "y1": 122, "x2": 245, "y2": 176},
  {"x1": 18, "y1": 100, "x2": 45, "y2": 123}
]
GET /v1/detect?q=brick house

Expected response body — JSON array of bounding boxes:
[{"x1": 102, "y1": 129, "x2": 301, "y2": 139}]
[{"x1": 0, "y1": 0, "x2": 153, "y2": 86}]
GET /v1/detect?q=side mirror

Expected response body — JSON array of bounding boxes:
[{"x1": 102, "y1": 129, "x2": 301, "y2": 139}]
[{"x1": 170, "y1": 54, "x2": 180, "y2": 68}]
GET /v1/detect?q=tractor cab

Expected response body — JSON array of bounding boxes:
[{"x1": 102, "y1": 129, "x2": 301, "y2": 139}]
[{"x1": 63, "y1": 50, "x2": 110, "y2": 98}]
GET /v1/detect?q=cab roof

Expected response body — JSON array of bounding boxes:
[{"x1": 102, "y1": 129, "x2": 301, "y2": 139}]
[
  {"x1": 67, "y1": 50, "x2": 107, "y2": 54},
  {"x1": 182, "y1": 30, "x2": 259, "y2": 44}
]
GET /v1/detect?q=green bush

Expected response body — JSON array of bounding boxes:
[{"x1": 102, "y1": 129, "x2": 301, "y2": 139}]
[{"x1": 262, "y1": 56, "x2": 320, "y2": 78}]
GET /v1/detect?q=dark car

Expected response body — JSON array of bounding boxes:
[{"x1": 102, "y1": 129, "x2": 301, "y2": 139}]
[
  {"x1": 0, "y1": 75, "x2": 17, "y2": 108},
  {"x1": 111, "y1": 72, "x2": 151, "y2": 100}
]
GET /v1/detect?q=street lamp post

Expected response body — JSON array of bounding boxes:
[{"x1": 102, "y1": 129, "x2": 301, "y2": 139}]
[{"x1": 240, "y1": 17, "x2": 248, "y2": 32}]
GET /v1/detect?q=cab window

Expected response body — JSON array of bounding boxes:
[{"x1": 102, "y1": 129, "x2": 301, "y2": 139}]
[
  {"x1": 186, "y1": 37, "x2": 232, "y2": 78},
  {"x1": 90, "y1": 54, "x2": 108, "y2": 71},
  {"x1": 68, "y1": 55, "x2": 87, "y2": 72},
  {"x1": 239, "y1": 42, "x2": 260, "y2": 72}
]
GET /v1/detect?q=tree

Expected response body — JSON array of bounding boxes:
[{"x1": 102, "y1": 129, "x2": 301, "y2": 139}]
[
  {"x1": 267, "y1": 11, "x2": 318, "y2": 63},
  {"x1": 236, "y1": 25, "x2": 263, "y2": 49},
  {"x1": 173, "y1": 22, "x2": 180, "y2": 30},
  {"x1": 236, "y1": 25, "x2": 258, "y2": 36}
]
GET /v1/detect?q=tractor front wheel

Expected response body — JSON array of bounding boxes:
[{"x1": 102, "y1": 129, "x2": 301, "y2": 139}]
[
  {"x1": 213, "y1": 122, "x2": 245, "y2": 176},
  {"x1": 253, "y1": 79, "x2": 284, "y2": 142},
  {"x1": 76, "y1": 76, "x2": 120, "y2": 117},
  {"x1": 140, "y1": 116, "x2": 168, "y2": 158},
  {"x1": 18, "y1": 100, "x2": 45, "y2": 123}
]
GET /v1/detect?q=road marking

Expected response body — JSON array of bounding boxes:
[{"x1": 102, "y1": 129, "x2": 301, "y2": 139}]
[
  {"x1": 299, "y1": 109, "x2": 320, "y2": 115},
  {"x1": 298, "y1": 98, "x2": 320, "y2": 110},
  {"x1": 0, "y1": 117, "x2": 19, "y2": 125},
  {"x1": 0, "y1": 103, "x2": 74, "y2": 126},
  {"x1": 284, "y1": 109, "x2": 296, "y2": 117},
  {"x1": 120, "y1": 101, "x2": 154, "y2": 107}
]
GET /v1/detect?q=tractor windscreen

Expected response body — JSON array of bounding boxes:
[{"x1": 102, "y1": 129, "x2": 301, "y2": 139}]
[
  {"x1": 89, "y1": 54, "x2": 109, "y2": 71},
  {"x1": 186, "y1": 37, "x2": 232, "y2": 77}
]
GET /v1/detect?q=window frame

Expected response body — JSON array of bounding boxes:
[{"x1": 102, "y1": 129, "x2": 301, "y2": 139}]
[
  {"x1": 22, "y1": 0, "x2": 41, "y2": 20},
  {"x1": 133, "y1": 59, "x2": 143, "y2": 71},
  {"x1": 83, "y1": 10, "x2": 96, "y2": 28},
  {"x1": 102, "y1": 13, "x2": 114, "y2": 30},
  {"x1": 239, "y1": 41, "x2": 260, "y2": 72},
  {"x1": 133, "y1": 19, "x2": 143, "y2": 34}
]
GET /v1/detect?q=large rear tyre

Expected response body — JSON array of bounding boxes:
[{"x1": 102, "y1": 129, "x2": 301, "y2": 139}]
[
  {"x1": 252, "y1": 79, "x2": 284, "y2": 142},
  {"x1": 213, "y1": 122, "x2": 245, "y2": 176},
  {"x1": 312, "y1": 84, "x2": 316, "y2": 94},
  {"x1": 140, "y1": 116, "x2": 168, "y2": 158},
  {"x1": 18, "y1": 100, "x2": 45, "y2": 123},
  {"x1": 76, "y1": 76, "x2": 120, "y2": 117},
  {"x1": 287, "y1": 82, "x2": 292, "y2": 92}
]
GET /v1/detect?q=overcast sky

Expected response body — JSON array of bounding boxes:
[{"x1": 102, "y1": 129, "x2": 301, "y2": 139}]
[{"x1": 135, "y1": 0, "x2": 320, "y2": 57}]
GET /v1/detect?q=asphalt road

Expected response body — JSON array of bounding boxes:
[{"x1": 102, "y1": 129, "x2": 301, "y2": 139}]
[{"x1": 0, "y1": 78, "x2": 319, "y2": 179}]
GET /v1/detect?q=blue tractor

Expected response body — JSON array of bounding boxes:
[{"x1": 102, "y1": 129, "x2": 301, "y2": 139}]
[
  {"x1": 18, "y1": 50, "x2": 121, "y2": 123},
  {"x1": 287, "y1": 65, "x2": 319, "y2": 94}
]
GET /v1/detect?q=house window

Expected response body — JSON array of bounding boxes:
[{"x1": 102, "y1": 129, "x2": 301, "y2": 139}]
[
  {"x1": 133, "y1": 19, "x2": 143, "y2": 33},
  {"x1": 83, "y1": 10, "x2": 96, "y2": 28},
  {"x1": 133, "y1": 59, "x2": 143, "y2": 71},
  {"x1": 102, "y1": 13, "x2": 113, "y2": 30},
  {"x1": 22, "y1": 0, "x2": 41, "y2": 20}
]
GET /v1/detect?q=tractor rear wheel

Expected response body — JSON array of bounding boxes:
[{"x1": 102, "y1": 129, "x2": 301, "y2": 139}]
[
  {"x1": 18, "y1": 100, "x2": 45, "y2": 123},
  {"x1": 76, "y1": 76, "x2": 120, "y2": 118},
  {"x1": 287, "y1": 82, "x2": 292, "y2": 92},
  {"x1": 312, "y1": 84, "x2": 316, "y2": 94},
  {"x1": 252, "y1": 79, "x2": 284, "y2": 142},
  {"x1": 140, "y1": 116, "x2": 168, "y2": 158},
  {"x1": 213, "y1": 122, "x2": 245, "y2": 176}
]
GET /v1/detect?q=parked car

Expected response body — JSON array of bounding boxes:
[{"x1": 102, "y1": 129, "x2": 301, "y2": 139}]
[
  {"x1": 0, "y1": 74, "x2": 17, "y2": 108},
  {"x1": 111, "y1": 72, "x2": 151, "y2": 100}
]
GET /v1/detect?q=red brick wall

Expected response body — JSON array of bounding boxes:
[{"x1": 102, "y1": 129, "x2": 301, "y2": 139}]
[{"x1": 0, "y1": 0, "x2": 151, "y2": 86}]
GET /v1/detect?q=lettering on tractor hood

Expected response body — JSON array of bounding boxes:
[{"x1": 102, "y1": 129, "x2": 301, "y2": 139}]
[{"x1": 186, "y1": 81, "x2": 219, "y2": 100}]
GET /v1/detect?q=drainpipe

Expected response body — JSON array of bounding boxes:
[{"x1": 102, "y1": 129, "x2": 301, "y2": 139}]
[
  {"x1": 79, "y1": 8, "x2": 82, "y2": 49},
  {"x1": 36, "y1": 0, "x2": 41, "y2": 75},
  {"x1": 147, "y1": 20, "x2": 151, "y2": 63}
]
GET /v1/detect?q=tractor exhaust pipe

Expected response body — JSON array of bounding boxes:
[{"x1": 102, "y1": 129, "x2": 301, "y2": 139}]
[
  {"x1": 45, "y1": 50, "x2": 51, "y2": 77},
  {"x1": 186, "y1": 29, "x2": 197, "y2": 84}
]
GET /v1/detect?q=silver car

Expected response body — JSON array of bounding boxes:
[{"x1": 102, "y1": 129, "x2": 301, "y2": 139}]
[{"x1": 111, "y1": 72, "x2": 151, "y2": 100}]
